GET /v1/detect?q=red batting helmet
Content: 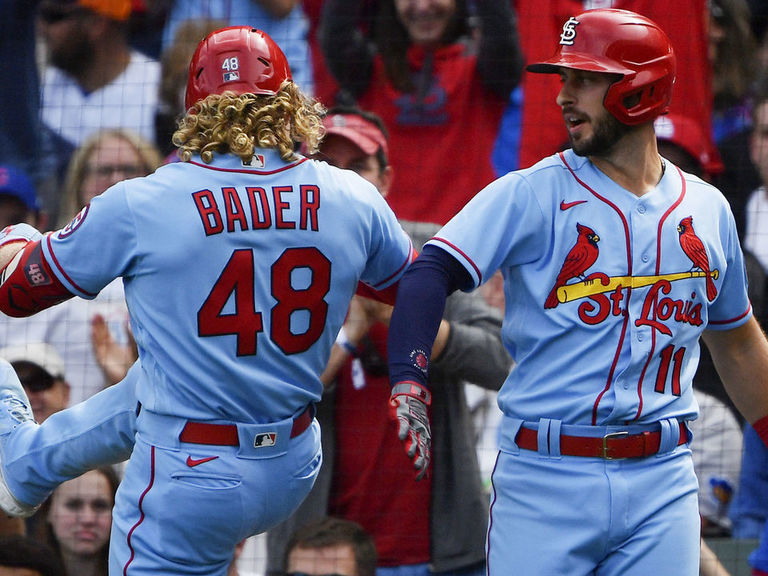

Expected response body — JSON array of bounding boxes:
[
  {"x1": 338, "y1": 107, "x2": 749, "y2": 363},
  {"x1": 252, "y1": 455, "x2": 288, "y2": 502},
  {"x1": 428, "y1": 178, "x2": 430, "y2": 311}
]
[
  {"x1": 184, "y1": 26, "x2": 292, "y2": 110},
  {"x1": 527, "y1": 9, "x2": 676, "y2": 125}
]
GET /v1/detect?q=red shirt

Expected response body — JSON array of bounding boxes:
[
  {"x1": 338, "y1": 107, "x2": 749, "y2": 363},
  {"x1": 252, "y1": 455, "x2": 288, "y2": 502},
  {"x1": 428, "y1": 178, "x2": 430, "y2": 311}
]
[
  {"x1": 358, "y1": 44, "x2": 507, "y2": 225},
  {"x1": 329, "y1": 323, "x2": 432, "y2": 566}
]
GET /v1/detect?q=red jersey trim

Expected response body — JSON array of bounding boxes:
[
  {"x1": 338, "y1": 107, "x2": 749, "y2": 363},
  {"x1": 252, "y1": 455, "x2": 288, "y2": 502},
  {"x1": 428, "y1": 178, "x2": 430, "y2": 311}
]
[
  {"x1": 427, "y1": 237, "x2": 483, "y2": 285},
  {"x1": 188, "y1": 157, "x2": 307, "y2": 175},
  {"x1": 45, "y1": 235, "x2": 99, "y2": 298}
]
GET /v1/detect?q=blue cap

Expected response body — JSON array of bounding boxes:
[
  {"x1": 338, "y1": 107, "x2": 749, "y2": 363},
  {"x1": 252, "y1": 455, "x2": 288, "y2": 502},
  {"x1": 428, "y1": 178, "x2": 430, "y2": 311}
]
[{"x1": 0, "y1": 165, "x2": 40, "y2": 212}]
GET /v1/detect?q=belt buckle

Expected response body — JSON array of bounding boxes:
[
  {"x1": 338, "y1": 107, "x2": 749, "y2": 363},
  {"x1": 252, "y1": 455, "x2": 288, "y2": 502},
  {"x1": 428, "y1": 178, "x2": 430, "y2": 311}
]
[{"x1": 602, "y1": 431, "x2": 629, "y2": 460}]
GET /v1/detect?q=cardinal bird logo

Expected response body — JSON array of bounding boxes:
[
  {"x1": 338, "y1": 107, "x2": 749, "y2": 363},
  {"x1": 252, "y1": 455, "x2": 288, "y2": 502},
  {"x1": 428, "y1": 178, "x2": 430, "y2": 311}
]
[
  {"x1": 677, "y1": 216, "x2": 717, "y2": 301},
  {"x1": 545, "y1": 223, "x2": 600, "y2": 308}
]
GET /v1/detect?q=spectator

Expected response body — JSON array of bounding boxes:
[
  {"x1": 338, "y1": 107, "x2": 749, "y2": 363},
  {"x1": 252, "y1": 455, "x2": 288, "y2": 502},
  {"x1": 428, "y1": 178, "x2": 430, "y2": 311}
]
[
  {"x1": 56, "y1": 128, "x2": 163, "y2": 227},
  {"x1": 0, "y1": 1, "x2": 63, "y2": 222},
  {"x1": 155, "y1": 18, "x2": 227, "y2": 158},
  {"x1": 0, "y1": 343, "x2": 70, "y2": 424},
  {"x1": 0, "y1": 534, "x2": 67, "y2": 576},
  {"x1": 41, "y1": 467, "x2": 118, "y2": 576},
  {"x1": 709, "y1": 0, "x2": 764, "y2": 240},
  {"x1": 745, "y1": 81, "x2": 768, "y2": 289},
  {"x1": 319, "y1": 0, "x2": 523, "y2": 225},
  {"x1": 38, "y1": 0, "x2": 161, "y2": 154},
  {"x1": 284, "y1": 517, "x2": 377, "y2": 576},
  {"x1": 654, "y1": 114, "x2": 725, "y2": 183},
  {"x1": 0, "y1": 164, "x2": 46, "y2": 230},
  {"x1": 266, "y1": 107, "x2": 511, "y2": 576},
  {"x1": 161, "y1": 0, "x2": 314, "y2": 95}
]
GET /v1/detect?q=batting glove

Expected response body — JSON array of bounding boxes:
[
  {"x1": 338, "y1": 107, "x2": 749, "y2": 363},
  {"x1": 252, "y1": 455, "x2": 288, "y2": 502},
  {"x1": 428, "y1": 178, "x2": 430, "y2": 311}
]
[
  {"x1": 390, "y1": 381, "x2": 432, "y2": 480},
  {"x1": 0, "y1": 224, "x2": 43, "y2": 247}
]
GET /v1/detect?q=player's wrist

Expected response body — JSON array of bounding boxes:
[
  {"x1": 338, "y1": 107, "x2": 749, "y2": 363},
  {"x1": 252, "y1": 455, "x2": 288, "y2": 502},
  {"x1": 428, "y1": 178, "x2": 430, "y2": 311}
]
[
  {"x1": 390, "y1": 381, "x2": 431, "y2": 405},
  {"x1": 752, "y1": 414, "x2": 768, "y2": 450},
  {"x1": 335, "y1": 326, "x2": 359, "y2": 357}
]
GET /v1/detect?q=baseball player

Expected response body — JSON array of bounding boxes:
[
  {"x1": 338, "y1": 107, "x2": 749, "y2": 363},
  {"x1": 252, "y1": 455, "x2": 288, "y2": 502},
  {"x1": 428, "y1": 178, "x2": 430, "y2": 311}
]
[
  {"x1": 385, "y1": 9, "x2": 768, "y2": 576},
  {"x1": 0, "y1": 26, "x2": 414, "y2": 576}
]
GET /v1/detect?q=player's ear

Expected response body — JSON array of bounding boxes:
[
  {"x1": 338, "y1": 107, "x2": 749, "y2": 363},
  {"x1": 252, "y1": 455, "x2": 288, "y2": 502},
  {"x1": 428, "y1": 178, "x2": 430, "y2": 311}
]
[{"x1": 379, "y1": 166, "x2": 393, "y2": 199}]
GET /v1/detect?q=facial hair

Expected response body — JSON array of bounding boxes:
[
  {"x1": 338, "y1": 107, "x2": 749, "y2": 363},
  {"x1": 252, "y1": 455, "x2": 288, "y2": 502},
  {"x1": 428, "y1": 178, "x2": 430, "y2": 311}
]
[
  {"x1": 49, "y1": 33, "x2": 95, "y2": 79},
  {"x1": 570, "y1": 108, "x2": 632, "y2": 158}
]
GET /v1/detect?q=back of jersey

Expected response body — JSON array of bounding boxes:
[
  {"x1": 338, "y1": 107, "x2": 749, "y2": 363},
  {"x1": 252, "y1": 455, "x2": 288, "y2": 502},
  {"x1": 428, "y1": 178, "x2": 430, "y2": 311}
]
[{"x1": 42, "y1": 150, "x2": 413, "y2": 422}]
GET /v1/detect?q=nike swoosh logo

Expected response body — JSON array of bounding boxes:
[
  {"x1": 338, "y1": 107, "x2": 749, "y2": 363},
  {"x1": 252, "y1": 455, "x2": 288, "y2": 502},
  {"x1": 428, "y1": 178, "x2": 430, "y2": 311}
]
[
  {"x1": 560, "y1": 200, "x2": 587, "y2": 211},
  {"x1": 186, "y1": 455, "x2": 219, "y2": 467}
]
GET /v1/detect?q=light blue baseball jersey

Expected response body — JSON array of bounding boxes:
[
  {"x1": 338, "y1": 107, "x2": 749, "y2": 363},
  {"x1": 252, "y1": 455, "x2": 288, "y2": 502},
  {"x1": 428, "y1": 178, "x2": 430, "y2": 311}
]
[
  {"x1": 428, "y1": 149, "x2": 750, "y2": 426},
  {"x1": 41, "y1": 149, "x2": 413, "y2": 423}
]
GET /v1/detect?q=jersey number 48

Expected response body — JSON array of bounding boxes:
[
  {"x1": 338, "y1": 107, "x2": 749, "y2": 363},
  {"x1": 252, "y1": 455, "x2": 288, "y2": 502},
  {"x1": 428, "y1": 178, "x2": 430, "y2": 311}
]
[{"x1": 198, "y1": 247, "x2": 331, "y2": 356}]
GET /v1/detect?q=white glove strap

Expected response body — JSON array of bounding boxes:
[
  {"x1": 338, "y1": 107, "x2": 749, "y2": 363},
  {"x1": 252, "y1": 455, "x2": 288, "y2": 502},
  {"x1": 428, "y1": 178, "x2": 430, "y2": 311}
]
[{"x1": 0, "y1": 223, "x2": 43, "y2": 246}]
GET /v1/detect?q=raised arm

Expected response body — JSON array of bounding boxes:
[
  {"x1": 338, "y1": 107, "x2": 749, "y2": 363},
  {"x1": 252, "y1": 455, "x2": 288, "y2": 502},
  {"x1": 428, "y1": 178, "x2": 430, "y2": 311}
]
[
  {"x1": 318, "y1": 0, "x2": 375, "y2": 98},
  {"x1": 476, "y1": 0, "x2": 524, "y2": 99}
]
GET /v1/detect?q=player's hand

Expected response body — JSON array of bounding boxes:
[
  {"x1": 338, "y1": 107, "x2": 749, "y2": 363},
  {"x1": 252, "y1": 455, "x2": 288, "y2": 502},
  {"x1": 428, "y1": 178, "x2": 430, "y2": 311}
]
[{"x1": 390, "y1": 381, "x2": 432, "y2": 480}]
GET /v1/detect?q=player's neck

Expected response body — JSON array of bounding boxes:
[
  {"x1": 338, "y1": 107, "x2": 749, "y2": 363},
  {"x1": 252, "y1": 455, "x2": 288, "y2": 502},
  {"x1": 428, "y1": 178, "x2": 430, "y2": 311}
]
[{"x1": 590, "y1": 129, "x2": 664, "y2": 197}]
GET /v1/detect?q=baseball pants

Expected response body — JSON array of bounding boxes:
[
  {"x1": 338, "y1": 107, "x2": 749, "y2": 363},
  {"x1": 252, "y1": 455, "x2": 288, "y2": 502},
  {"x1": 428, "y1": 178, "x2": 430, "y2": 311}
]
[{"x1": 486, "y1": 417, "x2": 700, "y2": 576}]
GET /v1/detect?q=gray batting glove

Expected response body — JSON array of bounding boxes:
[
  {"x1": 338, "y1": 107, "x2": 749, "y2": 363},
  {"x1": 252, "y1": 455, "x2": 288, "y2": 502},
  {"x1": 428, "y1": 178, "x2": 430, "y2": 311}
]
[{"x1": 390, "y1": 381, "x2": 432, "y2": 480}]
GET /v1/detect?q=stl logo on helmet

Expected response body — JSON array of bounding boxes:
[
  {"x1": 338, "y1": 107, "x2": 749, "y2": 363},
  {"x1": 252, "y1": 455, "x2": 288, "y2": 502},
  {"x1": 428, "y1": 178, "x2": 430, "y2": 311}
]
[
  {"x1": 222, "y1": 56, "x2": 240, "y2": 83},
  {"x1": 559, "y1": 17, "x2": 580, "y2": 45}
]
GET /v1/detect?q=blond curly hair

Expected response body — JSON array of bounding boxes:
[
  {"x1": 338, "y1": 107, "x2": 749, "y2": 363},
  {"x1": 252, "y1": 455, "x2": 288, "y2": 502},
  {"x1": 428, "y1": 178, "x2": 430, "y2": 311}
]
[{"x1": 173, "y1": 81, "x2": 326, "y2": 163}]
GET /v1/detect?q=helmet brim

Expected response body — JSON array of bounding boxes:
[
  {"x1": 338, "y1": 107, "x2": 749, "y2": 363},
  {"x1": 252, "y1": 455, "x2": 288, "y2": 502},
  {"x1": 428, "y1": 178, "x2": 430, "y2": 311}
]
[{"x1": 527, "y1": 54, "x2": 633, "y2": 76}]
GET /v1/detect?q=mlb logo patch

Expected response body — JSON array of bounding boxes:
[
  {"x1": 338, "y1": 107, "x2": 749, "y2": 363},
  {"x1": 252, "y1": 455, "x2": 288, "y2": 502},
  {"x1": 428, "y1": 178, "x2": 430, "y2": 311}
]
[
  {"x1": 223, "y1": 71, "x2": 240, "y2": 82},
  {"x1": 242, "y1": 154, "x2": 265, "y2": 168},
  {"x1": 254, "y1": 432, "x2": 277, "y2": 447}
]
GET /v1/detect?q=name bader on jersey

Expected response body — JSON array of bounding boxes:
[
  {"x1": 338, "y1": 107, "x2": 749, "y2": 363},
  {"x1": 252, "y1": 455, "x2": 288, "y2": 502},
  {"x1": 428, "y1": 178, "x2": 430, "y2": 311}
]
[{"x1": 192, "y1": 181, "x2": 321, "y2": 234}]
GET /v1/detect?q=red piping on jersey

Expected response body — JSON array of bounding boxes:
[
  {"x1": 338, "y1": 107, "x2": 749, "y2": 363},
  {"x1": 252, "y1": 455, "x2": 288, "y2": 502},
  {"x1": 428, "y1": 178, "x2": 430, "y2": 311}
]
[
  {"x1": 44, "y1": 235, "x2": 98, "y2": 298},
  {"x1": 188, "y1": 157, "x2": 307, "y2": 175},
  {"x1": 559, "y1": 152, "x2": 634, "y2": 425},
  {"x1": 428, "y1": 237, "x2": 483, "y2": 285},
  {"x1": 632, "y1": 165, "x2": 687, "y2": 420},
  {"x1": 709, "y1": 305, "x2": 753, "y2": 325},
  {"x1": 123, "y1": 445, "x2": 156, "y2": 575}
]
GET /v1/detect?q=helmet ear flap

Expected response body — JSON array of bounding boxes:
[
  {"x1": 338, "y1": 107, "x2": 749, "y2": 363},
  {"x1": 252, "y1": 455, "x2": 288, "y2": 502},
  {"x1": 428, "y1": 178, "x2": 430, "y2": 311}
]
[{"x1": 527, "y1": 9, "x2": 676, "y2": 125}]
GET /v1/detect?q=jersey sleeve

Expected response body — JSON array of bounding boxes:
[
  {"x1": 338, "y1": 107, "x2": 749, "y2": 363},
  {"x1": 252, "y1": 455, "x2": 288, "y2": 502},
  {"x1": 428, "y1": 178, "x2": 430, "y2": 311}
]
[
  {"x1": 425, "y1": 172, "x2": 547, "y2": 288},
  {"x1": 707, "y1": 206, "x2": 752, "y2": 330},
  {"x1": 42, "y1": 182, "x2": 138, "y2": 299},
  {"x1": 359, "y1": 192, "x2": 416, "y2": 290}
]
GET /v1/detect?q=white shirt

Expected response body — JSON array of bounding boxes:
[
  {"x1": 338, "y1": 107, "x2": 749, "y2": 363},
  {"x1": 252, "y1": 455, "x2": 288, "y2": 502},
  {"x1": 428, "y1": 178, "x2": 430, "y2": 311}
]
[
  {"x1": 745, "y1": 186, "x2": 768, "y2": 274},
  {"x1": 41, "y1": 50, "x2": 160, "y2": 146}
]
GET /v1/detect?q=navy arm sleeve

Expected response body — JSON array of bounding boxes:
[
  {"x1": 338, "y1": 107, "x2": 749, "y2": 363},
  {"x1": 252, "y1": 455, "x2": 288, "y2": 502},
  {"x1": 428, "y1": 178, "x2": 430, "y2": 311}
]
[{"x1": 388, "y1": 245, "x2": 473, "y2": 388}]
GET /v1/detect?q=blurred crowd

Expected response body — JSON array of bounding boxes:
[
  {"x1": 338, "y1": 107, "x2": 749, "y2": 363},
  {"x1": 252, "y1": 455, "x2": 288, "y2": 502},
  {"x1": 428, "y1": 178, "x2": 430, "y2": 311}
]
[{"x1": 1, "y1": 1, "x2": 768, "y2": 575}]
